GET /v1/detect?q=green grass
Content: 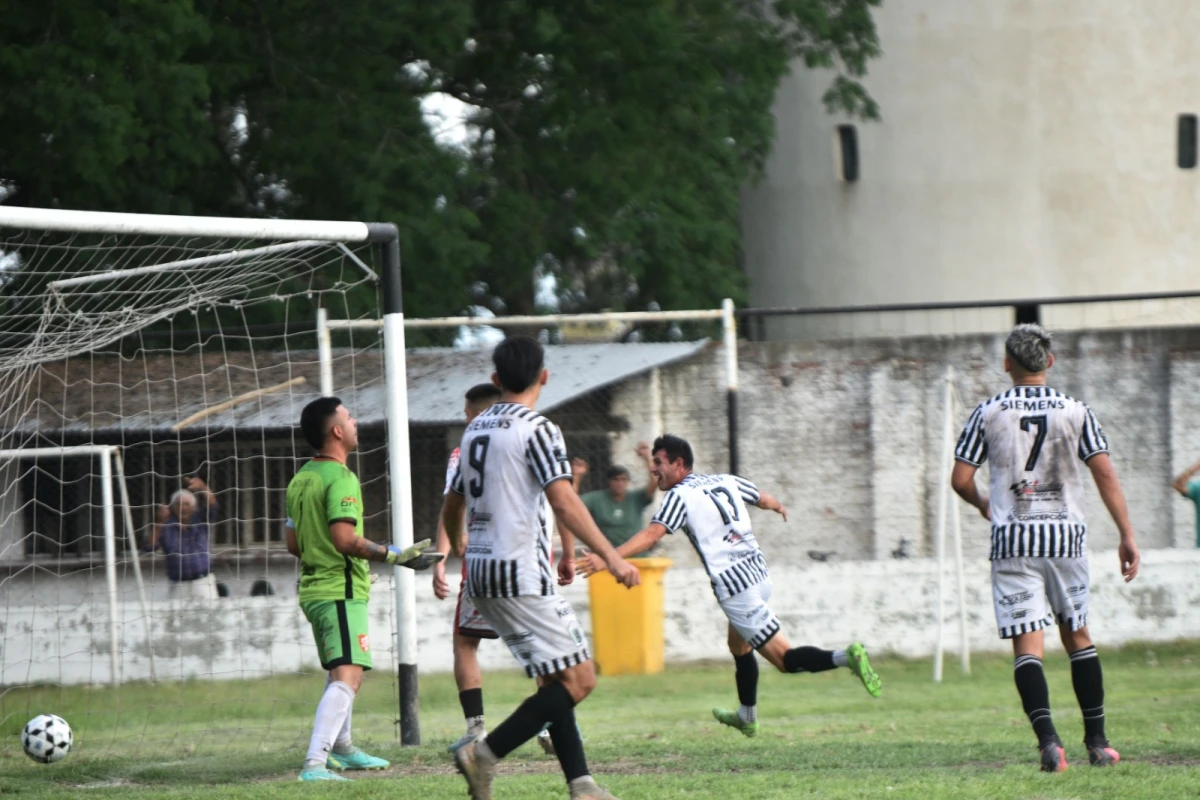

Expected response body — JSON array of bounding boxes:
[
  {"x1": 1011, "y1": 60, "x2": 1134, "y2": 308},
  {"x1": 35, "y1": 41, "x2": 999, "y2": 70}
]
[{"x1": 2, "y1": 642, "x2": 1199, "y2": 798}]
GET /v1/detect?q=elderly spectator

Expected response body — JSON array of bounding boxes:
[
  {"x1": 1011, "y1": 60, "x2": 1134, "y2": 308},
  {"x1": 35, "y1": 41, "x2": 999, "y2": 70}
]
[
  {"x1": 573, "y1": 441, "x2": 657, "y2": 554},
  {"x1": 147, "y1": 475, "x2": 220, "y2": 600}
]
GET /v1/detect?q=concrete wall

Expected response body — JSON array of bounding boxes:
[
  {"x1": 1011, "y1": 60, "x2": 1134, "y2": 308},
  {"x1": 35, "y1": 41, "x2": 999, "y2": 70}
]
[
  {"x1": 3, "y1": 549, "x2": 1197, "y2": 685},
  {"x1": 741, "y1": 1, "x2": 1200, "y2": 338}
]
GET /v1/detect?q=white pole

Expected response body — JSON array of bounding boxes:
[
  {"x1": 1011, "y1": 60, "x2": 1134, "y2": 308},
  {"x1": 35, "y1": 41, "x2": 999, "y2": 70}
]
[
  {"x1": 649, "y1": 367, "x2": 664, "y2": 441},
  {"x1": 317, "y1": 307, "x2": 334, "y2": 396},
  {"x1": 952, "y1": 486, "x2": 970, "y2": 674},
  {"x1": 113, "y1": 451, "x2": 156, "y2": 682},
  {"x1": 722, "y1": 299, "x2": 740, "y2": 475},
  {"x1": 100, "y1": 449, "x2": 120, "y2": 685},
  {"x1": 324, "y1": 308, "x2": 725, "y2": 331},
  {"x1": 932, "y1": 365, "x2": 955, "y2": 683}
]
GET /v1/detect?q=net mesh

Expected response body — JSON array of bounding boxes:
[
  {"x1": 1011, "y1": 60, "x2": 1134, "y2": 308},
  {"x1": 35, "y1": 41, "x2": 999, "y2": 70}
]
[{"x1": 0, "y1": 225, "x2": 398, "y2": 756}]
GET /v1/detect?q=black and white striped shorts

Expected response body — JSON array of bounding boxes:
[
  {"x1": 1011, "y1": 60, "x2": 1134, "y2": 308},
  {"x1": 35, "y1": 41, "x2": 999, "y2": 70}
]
[
  {"x1": 718, "y1": 579, "x2": 781, "y2": 650},
  {"x1": 991, "y1": 556, "x2": 1090, "y2": 639},
  {"x1": 472, "y1": 594, "x2": 591, "y2": 678}
]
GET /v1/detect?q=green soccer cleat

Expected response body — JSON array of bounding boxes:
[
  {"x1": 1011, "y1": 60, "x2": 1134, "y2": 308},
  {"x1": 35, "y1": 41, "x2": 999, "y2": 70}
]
[
  {"x1": 299, "y1": 766, "x2": 350, "y2": 782},
  {"x1": 846, "y1": 643, "x2": 882, "y2": 698},
  {"x1": 327, "y1": 746, "x2": 389, "y2": 770},
  {"x1": 712, "y1": 708, "x2": 759, "y2": 738}
]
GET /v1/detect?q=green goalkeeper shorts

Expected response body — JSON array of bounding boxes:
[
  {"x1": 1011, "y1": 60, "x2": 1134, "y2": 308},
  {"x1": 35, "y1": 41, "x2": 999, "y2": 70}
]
[{"x1": 301, "y1": 599, "x2": 373, "y2": 671}]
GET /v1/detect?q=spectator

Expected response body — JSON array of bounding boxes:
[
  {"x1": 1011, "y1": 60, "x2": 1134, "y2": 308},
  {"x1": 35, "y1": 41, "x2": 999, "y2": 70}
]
[
  {"x1": 573, "y1": 442, "x2": 656, "y2": 555},
  {"x1": 1172, "y1": 459, "x2": 1200, "y2": 546},
  {"x1": 147, "y1": 475, "x2": 220, "y2": 600}
]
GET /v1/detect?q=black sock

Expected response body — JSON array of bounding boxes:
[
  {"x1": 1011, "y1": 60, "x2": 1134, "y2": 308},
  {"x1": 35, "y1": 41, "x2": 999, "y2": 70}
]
[
  {"x1": 484, "y1": 682, "x2": 575, "y2": 759},
  {"x1": 734, "y1": 651, "x2": 759, "y2": 706},
  {"x1": 1069, "y1": 646, "x2": 1106, "y2": 742},
  {"x1": 459, "y1": 688, "x2": 484, "y2": 720},
  {"x1": 783, "y1": 646, "x2": 837, "y2": 674},
  {"x1": 548, "y1": 707, "x2": 589, "y2": 782},
  {"x1": 1014, "y1": 654, "x2": 1058, "y2": 743}
]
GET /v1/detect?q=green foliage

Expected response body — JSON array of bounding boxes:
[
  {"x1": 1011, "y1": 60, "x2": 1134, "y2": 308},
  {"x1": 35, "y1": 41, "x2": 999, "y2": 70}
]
[{"x1": 0, "y1": 0, "x2": 881, "y2": 320}]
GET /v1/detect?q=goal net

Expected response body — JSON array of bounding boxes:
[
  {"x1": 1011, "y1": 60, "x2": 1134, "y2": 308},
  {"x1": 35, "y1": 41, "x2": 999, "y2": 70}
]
[{"x1": 0, "y1": 208, "x2": 415, "y2": 758}]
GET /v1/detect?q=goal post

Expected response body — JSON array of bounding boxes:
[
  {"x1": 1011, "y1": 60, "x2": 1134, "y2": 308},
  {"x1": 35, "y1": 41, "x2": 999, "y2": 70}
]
[{"x1": 0, "y1": 207, "x2": 425, "y2": 747}]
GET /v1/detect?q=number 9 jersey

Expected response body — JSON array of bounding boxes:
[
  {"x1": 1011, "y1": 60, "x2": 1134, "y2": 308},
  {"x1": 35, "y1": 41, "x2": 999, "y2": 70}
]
[
  {"x1": 449, "y1": 402, "x2": 572, "y2": 598},
  {"x1": 955, "y1": 385, "x2": 1109, "y2": 560}
]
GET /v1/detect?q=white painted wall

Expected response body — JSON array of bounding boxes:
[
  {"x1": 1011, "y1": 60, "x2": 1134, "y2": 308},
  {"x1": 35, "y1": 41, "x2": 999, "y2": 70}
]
[
  {"x1": 741, "y1": 0, "x2": 1200, "y2": 338},
  {"x1": 3, "y1": 549, "x2": 1196, "y2": 685}
]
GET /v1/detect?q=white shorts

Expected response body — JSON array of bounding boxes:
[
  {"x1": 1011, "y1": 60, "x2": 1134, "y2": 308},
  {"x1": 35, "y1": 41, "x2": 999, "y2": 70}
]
[
  {"x1": 991, "y1": 556, "x2": 1090, "y2": 639},
  {"x1": 455, "y1": 584, "x2": 498, "y2": 639},
  {"x1": 718, "y1": 580, "x2": 782, "y2": 650},
  {"x1": 472, "y1": 594, "x2": 591, "y2": 678}
]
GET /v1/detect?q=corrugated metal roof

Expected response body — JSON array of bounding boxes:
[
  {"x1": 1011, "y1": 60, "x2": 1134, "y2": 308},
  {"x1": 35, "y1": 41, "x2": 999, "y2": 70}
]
[{"x1": 6, "y1": 341, "x2": 709, "y2": 433}]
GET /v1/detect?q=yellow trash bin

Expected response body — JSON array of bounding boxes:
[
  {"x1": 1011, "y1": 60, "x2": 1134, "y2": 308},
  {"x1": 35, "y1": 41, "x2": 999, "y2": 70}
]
[{"x1": 587, "y1": 557, "x2": 673, "y2": 676}]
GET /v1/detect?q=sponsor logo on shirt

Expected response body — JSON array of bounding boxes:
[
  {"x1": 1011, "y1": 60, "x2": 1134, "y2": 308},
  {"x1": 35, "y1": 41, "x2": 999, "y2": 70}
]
[
  {"x1": 358, "y1": 634, "x2": 370, "y2": 652},
  {"x1": 340, "y1": 496, "x2": 358, "y2": 509}
]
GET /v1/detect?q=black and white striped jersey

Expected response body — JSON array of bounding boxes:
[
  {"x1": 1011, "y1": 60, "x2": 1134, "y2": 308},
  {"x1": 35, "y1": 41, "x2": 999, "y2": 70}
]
[
  {"x1": 652, "y1": 473, "x2": 766, "y2": 600},
  {"x1": 450, "y1": 402, "x2": 571, "y2": 598},
  {"x1": 955, "y1": 385, "x2": 1108, "y2": 560}
]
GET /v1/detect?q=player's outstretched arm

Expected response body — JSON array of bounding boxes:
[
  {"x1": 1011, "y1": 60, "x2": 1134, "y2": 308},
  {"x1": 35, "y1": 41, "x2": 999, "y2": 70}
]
[
  {"x1": 579, "y1": 524, "x2": 666, "y2": 577},
  {"x1": 755, "y1": 490, "x2": 788, "y2": 521},
  {"x1": 1087, "y1": 453, "x2": 1140, "y2": 582},
  {"x1": 1171, "y1": 458, "x2": 1200, "y2": 497},
  {"x1": 329, "y1": 521, "x2": 440, "y2": 569},
  {"x1": 545, "y1": 479, "x2": 641, "y2": 588},
  {"x1": 951, "y1": 461, "x2": 991, "y2": 520}
]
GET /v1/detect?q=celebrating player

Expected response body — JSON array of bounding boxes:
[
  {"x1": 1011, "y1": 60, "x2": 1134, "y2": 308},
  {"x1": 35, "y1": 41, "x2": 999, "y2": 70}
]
[
  {"x1": 951, "y1": 324, "x2": 1140, "y2": 772},
  {"x1": 432, "y1": 382, "x2": 556, "y2": 755},
  {"x1": 285, "y1": 397, "x2": 441, "y2": 782},
  {"x1": 442, "y1": 336, "x2": 641, "y2": 800},
  {"x1": 580, "y1": 434, "x2": 881, "y2": 738}
]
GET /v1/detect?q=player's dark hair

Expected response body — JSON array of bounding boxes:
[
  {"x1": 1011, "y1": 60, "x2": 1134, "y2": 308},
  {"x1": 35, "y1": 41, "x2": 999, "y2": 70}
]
[
  {"x1": 300, "y1": 396, "x2": 342, "y2": 452},
  {"x1": 465, "y1": 382, "x2": 502, "y2": 406},
  {"x1": 492, "y1": 336, "x2": 545, "y2": 393},
  {"x1": 653, "y1": 434, "x2": 694, "y2": 469}
]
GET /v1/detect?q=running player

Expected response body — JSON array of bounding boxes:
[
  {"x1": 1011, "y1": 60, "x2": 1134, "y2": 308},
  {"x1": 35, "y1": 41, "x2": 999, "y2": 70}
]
[
  {"x1": 285, "y1": 396, "x2": 440, "y2": 781},
  {"x1": 442, "y1": 335, "x2": 641, "y2": 800},
  {"x1": 952, "y1": 323, "x2": 1140, "y2": 771},
  {"x1": 580, "y1": 433, "x2": 881, "y2": 738}
]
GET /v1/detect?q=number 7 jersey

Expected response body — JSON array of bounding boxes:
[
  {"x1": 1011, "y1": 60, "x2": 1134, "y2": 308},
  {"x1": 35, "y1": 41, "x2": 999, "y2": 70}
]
[
  {"x1": 652, "y1": 473, "x2": 767, "y2": 600},
  {"x1": 449, "y1": 402, "x2": 572, "y2": 598},
  {"x1": 955, "y1": 385, "x2": 1108, "y2": 560}
]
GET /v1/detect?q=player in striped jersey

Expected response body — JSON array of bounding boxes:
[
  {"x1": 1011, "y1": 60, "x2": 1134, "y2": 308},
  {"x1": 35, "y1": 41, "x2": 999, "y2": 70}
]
[
  {"x1": 581, "y1": 434, "x2": 882, "y2": 738},
  {"x1": 952, "y1": 324, "x2": 1140, "y2": 772},
  {"x1": 442, "y1": 336, "x2": 640, "y2": 800}
]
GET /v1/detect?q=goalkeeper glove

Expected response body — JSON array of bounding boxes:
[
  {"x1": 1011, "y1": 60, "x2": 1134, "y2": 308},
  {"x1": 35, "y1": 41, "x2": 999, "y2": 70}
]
[{"x1": 385, "y1": 539, "x2": 444, "y2": 571}]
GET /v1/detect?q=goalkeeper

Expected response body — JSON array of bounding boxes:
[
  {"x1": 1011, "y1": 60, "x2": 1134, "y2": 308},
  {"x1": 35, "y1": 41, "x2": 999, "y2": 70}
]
[{"x1": 285, "y1": 396, "x2": 441, "y2": 782}]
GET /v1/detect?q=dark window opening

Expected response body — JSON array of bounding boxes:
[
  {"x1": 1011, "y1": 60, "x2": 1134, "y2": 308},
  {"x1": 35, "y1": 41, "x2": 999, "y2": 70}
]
[
  {"x1": 1179, "y1": 114, "x2": 1197, "y2": 169},
  {"x1": 836, "y1": 125, "x2": 859, "y2": 182}
]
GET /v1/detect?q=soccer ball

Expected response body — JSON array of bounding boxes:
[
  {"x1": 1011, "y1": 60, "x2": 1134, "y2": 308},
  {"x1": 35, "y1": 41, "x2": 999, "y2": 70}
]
[{"x1": 22, "y1": 714, "x2": 73, "y2": 764}]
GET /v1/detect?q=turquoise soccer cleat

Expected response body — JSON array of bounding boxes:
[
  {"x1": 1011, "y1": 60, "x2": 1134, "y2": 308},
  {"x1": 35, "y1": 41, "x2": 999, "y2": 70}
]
[
  {"x1": 327, "y1": 747, "x2": 390, "y2": 770},
  {"x1": 846, "y1": 643, "x2": 882, "y2": 698},
  {"x1": 300, "y1": 766, "x2": 350, "y2": 782}
]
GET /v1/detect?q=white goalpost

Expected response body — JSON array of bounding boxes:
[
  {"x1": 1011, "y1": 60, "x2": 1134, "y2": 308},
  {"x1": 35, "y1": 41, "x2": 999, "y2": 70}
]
[
  {"x1": 933, "y1": 365, "x2": 971, "y2": 682},
  {"x1": 0, "y1": 207, "x2": 426, "y2": 749}
]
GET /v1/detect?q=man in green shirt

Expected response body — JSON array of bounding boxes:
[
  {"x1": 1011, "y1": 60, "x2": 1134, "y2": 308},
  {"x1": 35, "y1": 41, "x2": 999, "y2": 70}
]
[
  {"x1": 573, "y1": 441, "x2": 656, "y2": 552},
  {"x1": 1172, "y1": 458, "x2": 1200, "y2": 546},
  {"x1": 285, "y1": 396, "x2": 439, "y2": 782}
]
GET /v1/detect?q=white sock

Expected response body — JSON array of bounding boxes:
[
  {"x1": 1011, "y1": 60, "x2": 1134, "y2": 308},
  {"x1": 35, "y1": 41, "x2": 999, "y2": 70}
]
[
  {"x1": 832, "y1": 649, "x2": 849, "y2": 667},
  {"x1": 329, "y1": 676, "x2": 354, "y2": 754},
  {"x1": 738, "y1": 704, "x2": 757, "y2": 724},
  {"x1": 305, "y1": 680, "x2": 355, "y2": 766},
  {"x1": 466, "y1": 714, "x2": 486, "y2": 735}
]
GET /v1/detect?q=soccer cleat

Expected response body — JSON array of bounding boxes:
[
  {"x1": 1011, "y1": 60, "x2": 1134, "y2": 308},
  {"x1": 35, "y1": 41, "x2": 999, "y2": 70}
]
[
  {"x1": 569, "y1": 776, "x2": 621, "y2": 800},
  {"x1": 454, "y1": 739, "x2": 496, "y2": 800},
  {"x1": 447, "y1": 728, "x2": 484, "y2": 754},
  {"x1": 1039, "y1": 738, "x2": 1068, "y2": 772},
  {"x1": 846, "y1": 643, "x2": 882, "y2": 698},
  {"x1": 712, "y1": 708, "x2": 759, "y2": 738},
  {"x1": 299, "y1": 766, "x2": 350, "y2": 782},
  {"x1": 1085, "y1": 739, "x2": 1120, "y2": 767},
  {"x1": 536, "y1": 728, "x2": 556, "y2": 755},
  {"x1": 327, "y1": 747, "x2": 389, "y2": 770}
]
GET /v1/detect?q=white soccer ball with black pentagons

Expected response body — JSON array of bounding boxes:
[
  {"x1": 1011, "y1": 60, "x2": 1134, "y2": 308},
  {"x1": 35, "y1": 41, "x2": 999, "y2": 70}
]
[{"x1": 22, "y1": 714, "x2": 73, "y2": 763}]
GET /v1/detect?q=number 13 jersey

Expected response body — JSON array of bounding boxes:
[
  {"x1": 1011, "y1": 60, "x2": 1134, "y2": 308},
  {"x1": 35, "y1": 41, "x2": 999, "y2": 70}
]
[
  {"x1": 955, "y1": 385, "x2": 1108, "y2": 560},
  {"x1": 653, "y1": 473, "x2": 766, "y2": 600},
  {"x1": 450, "y1": 402, "x2": 571, "y2": 598}
]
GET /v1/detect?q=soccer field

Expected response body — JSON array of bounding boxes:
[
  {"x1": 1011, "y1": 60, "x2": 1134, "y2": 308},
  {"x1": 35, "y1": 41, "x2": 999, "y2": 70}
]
[{"x1": 2, "y1": 641, "x2": 1198, "y2": 799}]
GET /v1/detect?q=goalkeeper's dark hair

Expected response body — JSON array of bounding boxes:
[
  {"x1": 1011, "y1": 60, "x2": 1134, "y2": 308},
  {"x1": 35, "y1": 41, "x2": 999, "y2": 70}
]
[
  {"x1": 653, "y1": 434, "x2": 694, "y2": 469},
  {"x1": 492, "y1": 336, "x2": 544, "y2": 393},
  {"x1": 300, "y1": 396, "x2": 342, "y2": 452},
  {"x1": 465, "y1": 382, "x2": 502, "y2": 407}
]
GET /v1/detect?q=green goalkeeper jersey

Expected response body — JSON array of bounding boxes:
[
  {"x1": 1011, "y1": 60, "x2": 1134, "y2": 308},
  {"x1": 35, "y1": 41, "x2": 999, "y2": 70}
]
[{"x1": 286, "y1": 458, "x2": 370, "y2": 602}]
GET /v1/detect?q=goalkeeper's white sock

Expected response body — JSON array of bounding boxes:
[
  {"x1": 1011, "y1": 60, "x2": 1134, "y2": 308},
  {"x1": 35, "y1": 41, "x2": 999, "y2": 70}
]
[
  {"x1": 832, "y1": 650, "x2": 849, "y2": 668},
  {"x1": 738, "y1": 704, "x2": 757, "y2": 724},
  {"x1": 305, "y1": 680, "x2": 355, "y2": 767},
  {"x1": 329, "y1": 675, "x2": 354, "y2": 754}
]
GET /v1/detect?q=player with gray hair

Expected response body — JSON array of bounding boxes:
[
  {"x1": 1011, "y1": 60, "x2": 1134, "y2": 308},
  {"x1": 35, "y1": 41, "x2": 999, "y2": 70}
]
[{"x1": 952, "y1": 324, "x2": 1140, "y2": 772}]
